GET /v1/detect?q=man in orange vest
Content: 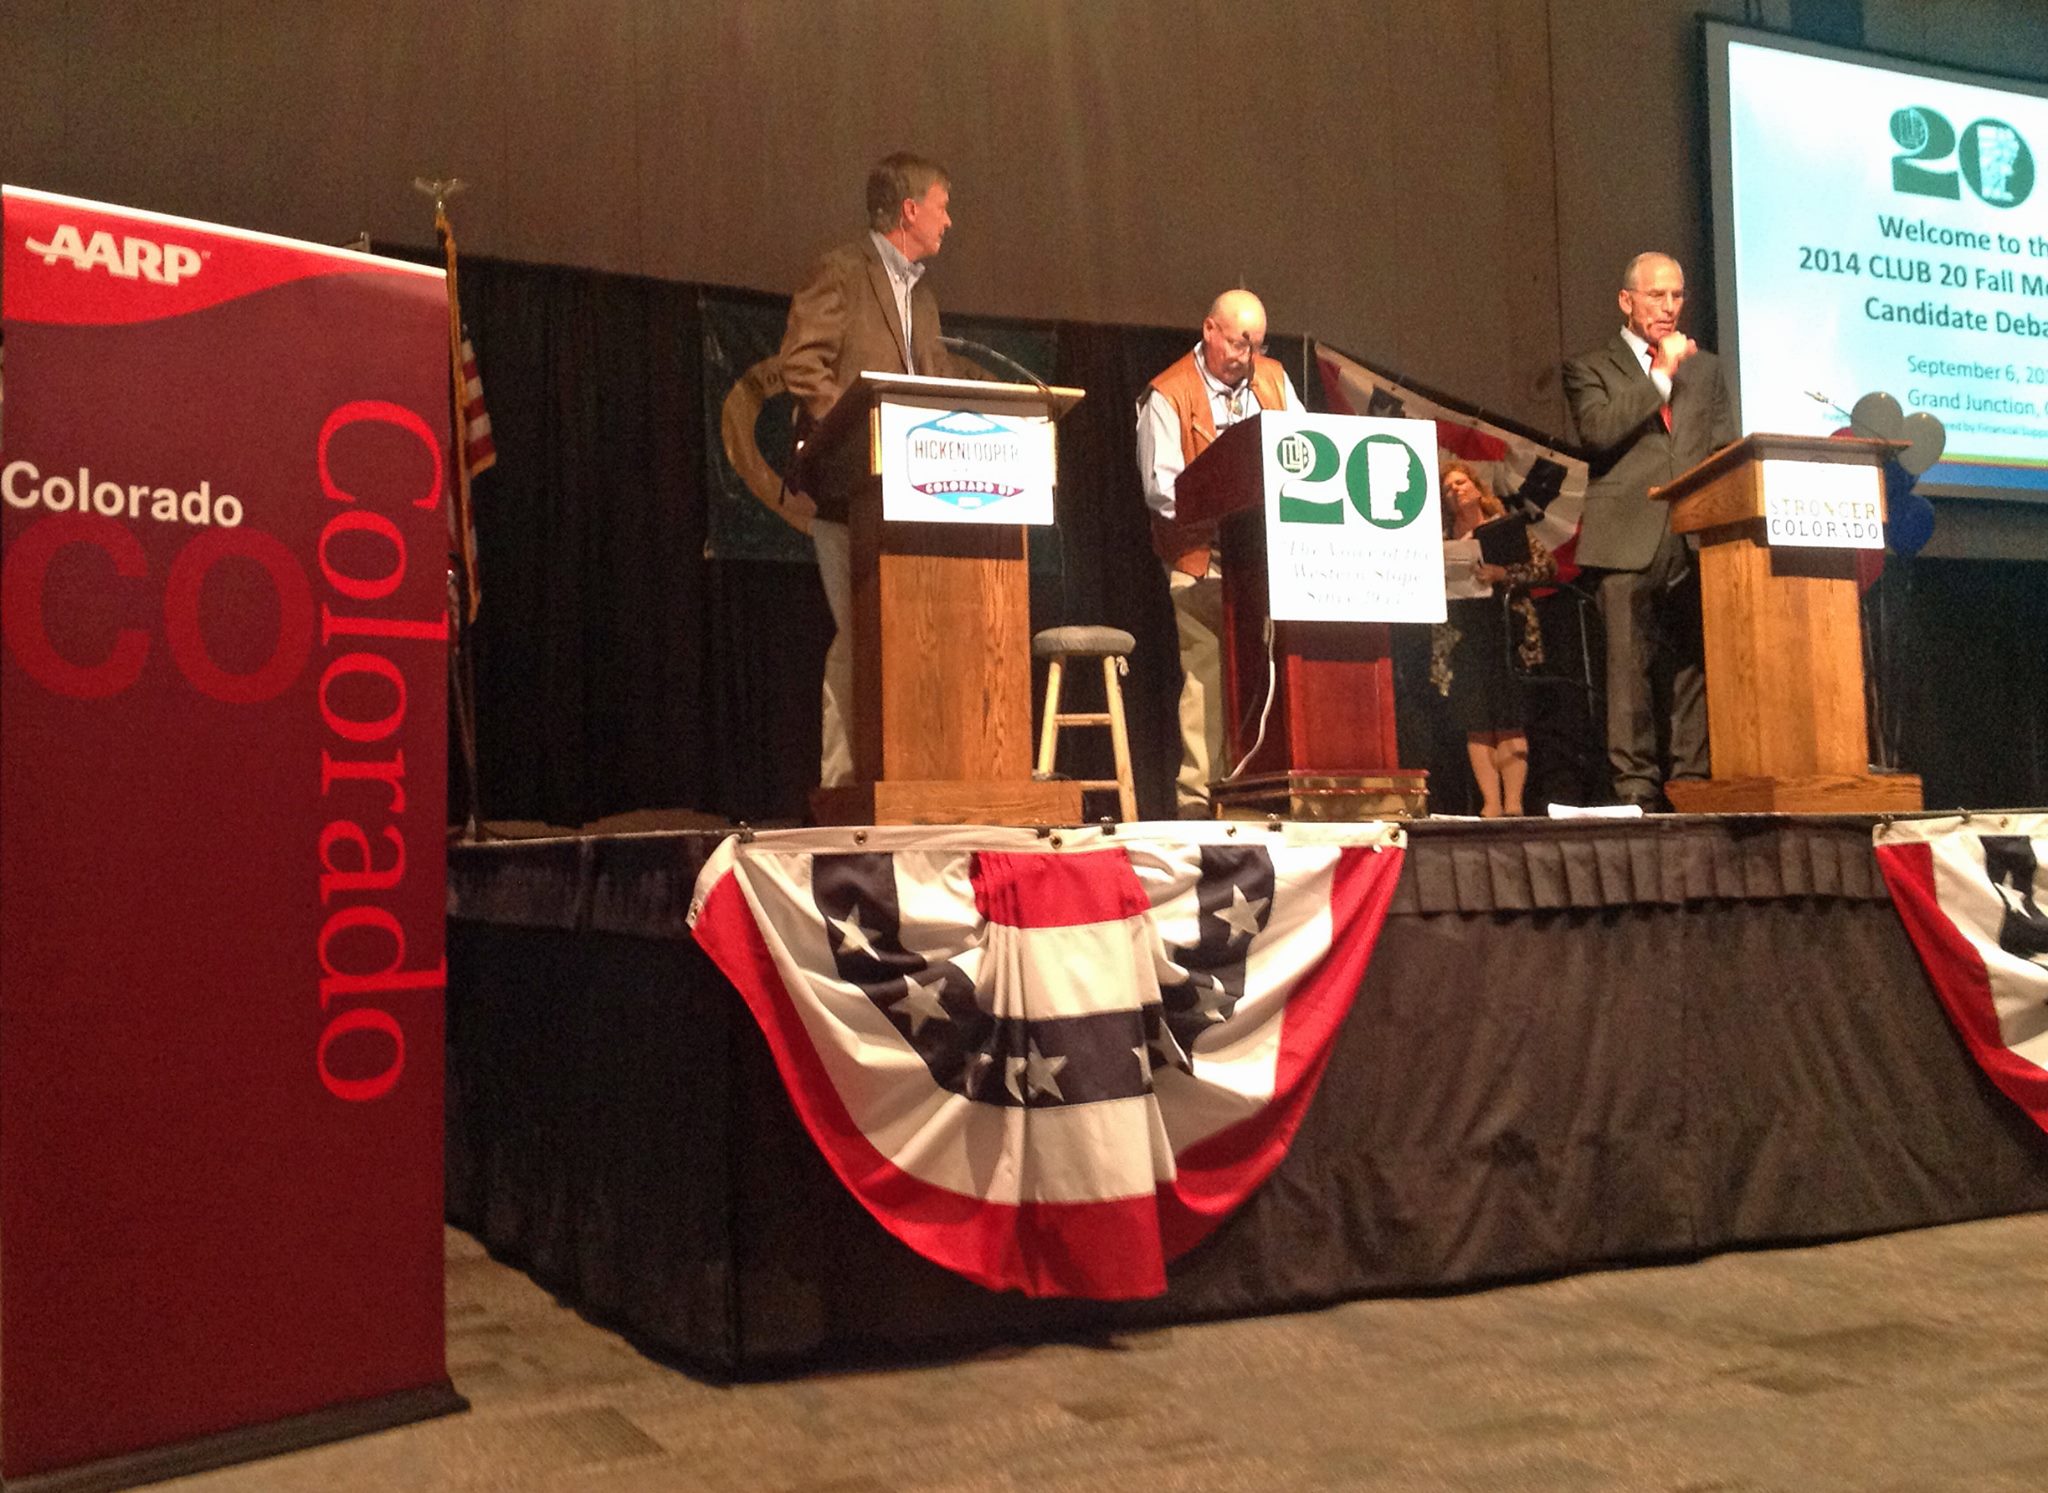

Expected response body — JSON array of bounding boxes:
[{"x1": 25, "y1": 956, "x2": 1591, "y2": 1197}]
[{"x1": 1137, "y1": 289, "x2": 1302, "y2": 817}]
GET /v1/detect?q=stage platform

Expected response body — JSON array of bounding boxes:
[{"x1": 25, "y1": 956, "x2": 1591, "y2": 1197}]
[{"x1": 445, "y1": 813, "x2": 2048, "y2": 1379}]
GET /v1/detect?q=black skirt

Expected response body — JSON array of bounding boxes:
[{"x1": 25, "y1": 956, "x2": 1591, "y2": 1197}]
[{"x1": 1444, "y1": 594, "x2": 1524, "y2": 734}]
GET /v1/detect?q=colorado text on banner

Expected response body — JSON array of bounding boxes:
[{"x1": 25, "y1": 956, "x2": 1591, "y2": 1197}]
[
  {"x1": 1875, "y1": 814, "x2": 2048, "y2": 1129},
  {"x1": 1, "y1": 185, "x2": 454, "y2": 1475},
  {"x1": 688, "y1": 821, "x2": 1406, "y2": 1300}
]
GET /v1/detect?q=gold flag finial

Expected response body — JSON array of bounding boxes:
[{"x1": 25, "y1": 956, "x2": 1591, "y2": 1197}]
[{"x1": 412, "y1": 176, "x2": 467, "y2": 223}]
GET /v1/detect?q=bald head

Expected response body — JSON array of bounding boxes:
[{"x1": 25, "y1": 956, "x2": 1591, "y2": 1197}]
[
  {"x1": 1208, "y1": 289, "x2": 1266, "y2": 324},
  {"x1": 1621, "y1": 252, "x2": 1682, "y2": 292},
  {"x1": 1201, "y1": 289, "x2": 1270, "y2": 387}
]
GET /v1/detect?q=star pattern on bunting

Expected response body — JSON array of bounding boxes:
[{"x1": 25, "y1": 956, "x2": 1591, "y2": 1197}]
[
  {"x1": 959, "y1": 1048, "x2": 995, "y2": 1098},
  {"x1": 829, "y1": 908, "x2": 883, "y2": 962},
  {"x1": 693, "y1": 817, "x2": 1405, "y2": 1301},
  {"x1": 1157, "y1": 844, "x2": 1278, "y2": 1066},
  {"x1": 1189, "y1": 973, "x2": 1233, "y2": 1021},
  {"x1": 1003, "y1": 1041, "x2": 1070, "y2": 1102},
  {"x1": 1024, "y1": 1042, "x2": 1067, "y2": 1101},
  {"x1": 895, "y1": 973, "x2": 952, "y2": 1035},
  {"x1": 1145, "y1": 1017, "x2": 1190, "y2": 1075},
  {"x1": 812, "y1": 850, "x2": 1183, "y2": 1110},
  {"x1": 1215, "y1": 883, "x2": 1269, "y2": 942}
]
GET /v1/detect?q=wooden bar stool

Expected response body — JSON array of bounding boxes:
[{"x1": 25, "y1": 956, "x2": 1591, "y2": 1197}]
[{"x1": 1031, "y1": 626, "x2": 1138, "y2": 821}]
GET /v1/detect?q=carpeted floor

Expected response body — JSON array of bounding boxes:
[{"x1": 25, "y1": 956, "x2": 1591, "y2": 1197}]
[{"x1": 159, "y1": 1213, "x2": 2048, "y2": 1492}]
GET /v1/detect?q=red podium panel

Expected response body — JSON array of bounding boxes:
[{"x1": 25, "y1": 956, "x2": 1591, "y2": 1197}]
[
  {"x1": 1175, "y1": 416, "x2": 1423, "y2": 818},
  {"x1": 0, "y1": 187, "x2": 463, "y2": 1486}
]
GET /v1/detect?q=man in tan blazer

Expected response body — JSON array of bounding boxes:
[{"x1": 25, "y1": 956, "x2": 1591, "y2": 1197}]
[{"x1": 780, "y1": 152, "x2": 970, "y2": 789}]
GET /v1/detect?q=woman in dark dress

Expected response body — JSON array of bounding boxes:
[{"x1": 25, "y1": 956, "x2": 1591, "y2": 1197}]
[{"x1": 1432, "y1": 461, "x2": 1557, "y2": 816}]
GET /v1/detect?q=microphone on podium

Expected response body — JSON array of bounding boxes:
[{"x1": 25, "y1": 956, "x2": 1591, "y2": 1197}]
[
  {"x1": 1807, "y1": 388, "x2": 1901, "y2": 443},
  {"x1": 940, "y1": 334, "x2": 1051, "y2": 394}
]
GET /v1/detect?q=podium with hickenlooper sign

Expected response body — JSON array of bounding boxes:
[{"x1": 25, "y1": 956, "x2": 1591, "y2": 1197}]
[
  {"x1": 804, "y1": 371, "x2": 1087, "y2": 826},
  {"x1": 1175, "y1": 411, "x2": 1443, "y2": 820},
  {"x1": 1655, "y1": 432, "x2": 1924, "y2": 814}
]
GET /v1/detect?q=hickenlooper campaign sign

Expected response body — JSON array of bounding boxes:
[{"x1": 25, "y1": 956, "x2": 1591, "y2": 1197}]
[
  {"x1": 874, "y1": 382, "x2": 1058, "y2": 527},
  {"x1": 1, "y1": 187, "x2": 458, "y2": 1479}
]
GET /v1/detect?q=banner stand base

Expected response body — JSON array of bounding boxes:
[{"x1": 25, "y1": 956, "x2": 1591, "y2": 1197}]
[
  {"x1": 6, "y1": 1383, "x2": 469, "y2": 1493},
  {"x1": 1213, "y1": 770, "x2": 1430, "y2": 821}
]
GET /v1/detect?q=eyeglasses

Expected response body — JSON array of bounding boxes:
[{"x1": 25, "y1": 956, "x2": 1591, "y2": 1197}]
[{"x1": 1216, "y1": 329, "x2": 1268, "y2": 357}]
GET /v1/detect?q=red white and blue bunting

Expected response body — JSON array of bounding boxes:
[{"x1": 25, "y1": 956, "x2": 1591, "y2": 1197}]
[
  {"x1": 1876, "y1": 814, "x2": 2048, "y2": 1130},
  {"x1": 688, "y1": 821, "x2": 1405, "y2": 1299}
]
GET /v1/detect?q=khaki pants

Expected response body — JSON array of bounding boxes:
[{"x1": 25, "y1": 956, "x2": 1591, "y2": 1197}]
[
  {"x1": 814, "y1": 519, "x2": 853, "y2": 788},
  {"x1": 1168, "y1": 566, "x2": 1225, "y2": 816}
]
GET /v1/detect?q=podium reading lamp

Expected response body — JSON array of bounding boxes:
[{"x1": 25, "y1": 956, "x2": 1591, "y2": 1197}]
[
  {"x1": 1654, "y1": 433, "x2": 1923, "y2": 814},
  {"x1": 803, "y1": 371, "x2": 1087, "y2": 826}
]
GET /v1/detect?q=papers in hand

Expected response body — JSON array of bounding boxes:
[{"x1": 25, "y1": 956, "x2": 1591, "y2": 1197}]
[{"x1": 1442, "y1": 537, "x2": 1492, "y2": 599}]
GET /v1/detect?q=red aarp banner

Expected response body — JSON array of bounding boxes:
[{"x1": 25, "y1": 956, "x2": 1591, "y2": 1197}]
[{"x1": 0, "y1": 187, "x2": 460, "y2": 1480}]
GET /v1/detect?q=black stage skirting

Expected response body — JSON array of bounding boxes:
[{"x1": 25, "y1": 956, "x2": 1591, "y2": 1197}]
[{"x1": 445, "y1": 816, "x2": 2048, "y2": 1378}]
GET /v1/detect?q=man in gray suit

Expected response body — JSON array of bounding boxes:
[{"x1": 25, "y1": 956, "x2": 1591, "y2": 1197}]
[{"x1": 1563, "y1": 252, "x2": 1738, "y2": 808}]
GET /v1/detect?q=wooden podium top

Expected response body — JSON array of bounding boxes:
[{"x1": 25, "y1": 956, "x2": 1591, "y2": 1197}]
[
  {"x1": 1174, "y1": 412, "x2": 1296, "y2": 528},
  {"x1": 801, "y1": 372, "x2": 1084, "y2": 522},
  {"x1": 808, "y1": 371, "x2": 1085, "y2": 464},
  {"x1": 1652, "y1": 432, "x2": 1905, "y2": 540},
  {"x1": 1650, "y1": 432, "x2": 1902, "y2": 504}
]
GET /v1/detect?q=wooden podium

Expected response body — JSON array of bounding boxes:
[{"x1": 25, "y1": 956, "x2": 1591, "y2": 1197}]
[
  {"x1": 1175, "y1": 414, "x2": 1427, "y2": 820},
  {"x1": 806, "y1": 372, "x2": 1087, "y2": 826},
  {"x1": 1655, "y1": 433, "x2": 1922, "y2": 814}
]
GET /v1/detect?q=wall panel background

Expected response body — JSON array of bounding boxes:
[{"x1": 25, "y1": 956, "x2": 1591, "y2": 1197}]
[{"x1": 6, "y1": 1, "x2": 2046, "y2": 430}]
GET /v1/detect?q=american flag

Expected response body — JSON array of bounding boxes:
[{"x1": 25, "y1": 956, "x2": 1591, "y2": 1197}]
[
  {"x1": 689, "y1": 821, "x2": 1406, "y2": 1299},
  {"x1": 459, "y1": 329, "x2": 495, "y2": 478},
  {"x1": 1876, "y1": 815, "x2": 2048, "y2": 1134},
  {"x1": 436, "y1": 200, "x2": 490, "y2": 622}
]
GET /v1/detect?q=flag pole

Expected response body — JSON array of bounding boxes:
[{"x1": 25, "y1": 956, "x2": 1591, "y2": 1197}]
[{"x1": 417, "y1": 176, "x2": 487, "y2": 843}]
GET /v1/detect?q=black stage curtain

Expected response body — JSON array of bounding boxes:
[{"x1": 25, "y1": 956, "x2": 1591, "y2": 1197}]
[
  {"x1": 454, "y1": 263, "x2": 724, "y2": 825},
  {"x1": 445, "y1": 819, "x2": 2048, "y2": 1378},
  {"x1": 1877, "y1": 555, "x2": 2048, "y2": 809},
  {"x1": 449, "y1": 255, "x2": 2048, "y2": 826},
  {"x1": 454, "y1": 257, "x2": 1211, "y2": 827}
]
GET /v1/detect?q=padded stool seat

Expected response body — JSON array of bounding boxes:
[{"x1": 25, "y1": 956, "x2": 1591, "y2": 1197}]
[
  {"x1": 1032, "y1": 626, "x2": 1138, "y2": 821},
  {"x1": 1032, "y1": 625, "x2": 1137, "y2": 660}
]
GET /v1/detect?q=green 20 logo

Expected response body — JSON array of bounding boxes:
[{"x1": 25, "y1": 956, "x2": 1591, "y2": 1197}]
[
  {"x1": 1891, "y1": 106, "x2": 2033, "y2": 207},
  {"x1": 1274, "y1": 431, "x2": 1428, "y2": 530}
]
